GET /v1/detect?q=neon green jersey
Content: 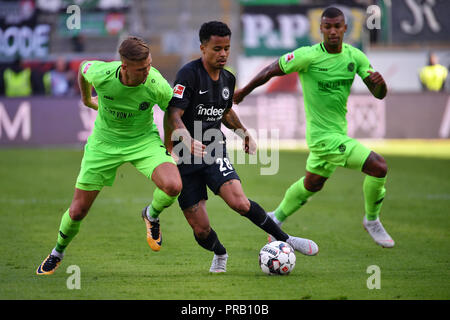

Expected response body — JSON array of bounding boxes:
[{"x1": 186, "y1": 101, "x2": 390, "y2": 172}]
[
  {"x1": 81, "y1": 60, "x2": 173, "y2": 145},
  {"x1": 279, "y1": 43, "x2": 373, "y2": 147}
]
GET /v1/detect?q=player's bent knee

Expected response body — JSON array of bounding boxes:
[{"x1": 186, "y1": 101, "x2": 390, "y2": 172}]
[
  {"x1": 169, "y1": 183, "x2": 182, "y2": 197},
  {"x1": 304, "y1": 180, "x2": 325, "y2": 192},
  {"x1": 304, "y1": 172, "x2": 327, "y2": 192},
  {"x1": 229, "y1": 198, "x2": 250, "y2": 215},
  {"x1": 364, "y1": 152, "x2": 388, "y2": 178},
  {"x1": 371, "y1": 157, "x2": 388, "y2": 178},
  {"x1": 308, "y1": 183, "x2": 324, "y2": 192},
  {"x1": 69, "y1": 204, "x2": 89, "y2": 221},
  {"x1": 194, "y1": 226, "x2": 211, "y2": 240},
  {"x1": 374, "y1": 162, "x2": 388, "y2": 178},
  {"x1": 162, "y1": 180, "x2": 182, "y2": 197},
  {"x1": 379, "y1": 161, "x2": 388, "y2": 177}
]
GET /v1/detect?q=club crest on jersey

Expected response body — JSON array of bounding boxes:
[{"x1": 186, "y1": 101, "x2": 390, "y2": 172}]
[
  {"x1": 347, "y1": 62, "x2": 355, "y2": 72},
  {"x1": 285, "y1": 52, "x2": 295, "y2": 63},
  {"x1": 222, "y1": 87, "x2": 230, "y2": 100},
  {"x1": 139, "y1": 102, "x2": 150, "y2": 111},
  {"x1": 173, "y1": 84, "x2": 185, "y2": 99}
]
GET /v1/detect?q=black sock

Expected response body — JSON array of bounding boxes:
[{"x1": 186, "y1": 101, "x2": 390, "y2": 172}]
[
  {"x1": 194, "y1": 228, "x2": 227, "y2": 255},
  {"x1": 244, "y1": 199, "x2": 289, "y2": 241}
]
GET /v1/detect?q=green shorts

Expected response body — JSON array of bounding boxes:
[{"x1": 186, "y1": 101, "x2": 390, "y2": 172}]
[
  {"x1": 76, "y1": 132, "x2": 175, "y2": 191},
  {"x1": 306, "y1": 134, "x2": 371, "y2": 178}
]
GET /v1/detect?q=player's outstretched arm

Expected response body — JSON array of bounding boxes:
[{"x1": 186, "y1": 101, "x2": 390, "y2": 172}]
[
  {"x1": 78, "y1": 61, "x2": 98, "y2": 110},
  {"x1": 165, "y1": 106, "x2": 206, "y2": 157},
  {"x1": 363, "y1": 70, "x2": 387, "y2": 100},
  {"x1": 222, "y1": 108, "x2": 256, "y2": 154},
  {"x1": 233, "y1": 60, "x2": 285, "y2": 105}
]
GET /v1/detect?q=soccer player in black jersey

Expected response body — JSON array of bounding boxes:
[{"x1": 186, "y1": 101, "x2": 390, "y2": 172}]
[{"x1": 165, "y1": 21, "x2": 318, "y2": 272}]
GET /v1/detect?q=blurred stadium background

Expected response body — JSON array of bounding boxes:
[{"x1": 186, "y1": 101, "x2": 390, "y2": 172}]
[
  {"x1": 1, "y1": 0, "x2": 449, "y2": 301},
  {"x1": 0, "y1": 0, "x2": 449, "y2": 152}
]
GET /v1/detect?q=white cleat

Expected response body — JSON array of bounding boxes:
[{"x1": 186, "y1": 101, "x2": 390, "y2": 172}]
[
  {"x1": 209, "y1": 253, "x2": 228, "y2": 273},
  {"x1": 363, "y1": 216, "x2": 395, "y2": 248},
  {"x1": 267, "y1": 211, "x2": 283, "y2": 243},
  {"x1": 286, "y1": 236, "x2": 319, "y2": 256}
]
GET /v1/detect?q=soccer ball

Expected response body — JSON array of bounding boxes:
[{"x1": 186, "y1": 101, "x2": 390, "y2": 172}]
[{"x1": 259, "y1": 241, "x2": 296, "y2": 275}]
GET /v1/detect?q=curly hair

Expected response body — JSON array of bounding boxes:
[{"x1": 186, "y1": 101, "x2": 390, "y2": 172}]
[{"x1": 199, "y1": 21, "x2": 231, "y2": 44}]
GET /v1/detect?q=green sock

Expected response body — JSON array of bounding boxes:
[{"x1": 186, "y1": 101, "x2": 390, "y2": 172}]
[
  {"x1": 363, "y1": 175, "x2": 387, "y2": 221},
  {"x1": 55, "y1": 209, "x2": 82, "y2": 254},
  {"x1": 274, "y1": 177, "x2": 315, "y2": 222},
  {"x1": 148, "y1": 188, "x2": 178, "y2": 219}
]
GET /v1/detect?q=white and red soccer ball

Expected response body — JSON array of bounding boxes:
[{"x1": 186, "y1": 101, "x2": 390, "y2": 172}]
[{"x1": 259, "y1": 241, "x2": 296, "y2": 275}]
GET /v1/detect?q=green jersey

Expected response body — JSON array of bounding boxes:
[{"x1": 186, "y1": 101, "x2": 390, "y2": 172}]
[
  {"x1": 81, "y1": 60, "x2": 173, "y2": 145},
  {"x1": 279, "y1": 43, "x2": 373, "y2": 148}
]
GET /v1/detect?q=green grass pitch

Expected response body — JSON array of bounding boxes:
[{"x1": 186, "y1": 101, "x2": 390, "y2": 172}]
[{"x1": 0, "y1": 148, "x2": 449, "y2": 300}]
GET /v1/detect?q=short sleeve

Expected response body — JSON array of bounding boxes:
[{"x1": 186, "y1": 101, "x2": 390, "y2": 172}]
[
  {"x1": 168, "y1": 67, "x2": 196, "y2": 110},
  {"x1": 80, "y1": 60, "x2": 104, "y2": 86},
  {"x1": 354, "y1": 48, "x2": 375, "y2": 80},
  {"x1": 279, "y1": 46, "x2": 313, "y2": 74},
  {"x1": 156, "y1": 77, "x2": 173, "y2": 111}
]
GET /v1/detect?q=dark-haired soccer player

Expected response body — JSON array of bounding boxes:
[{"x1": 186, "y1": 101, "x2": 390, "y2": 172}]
[
  {"x1": 165, "y1": 21, "x2": 318, "y2": 273},
  {"x1": 234, "y1": 7, "x2": 395, "y2": 248},
  {"x1": 36, "y1": 37, "x2": 182, "y2": 275}
]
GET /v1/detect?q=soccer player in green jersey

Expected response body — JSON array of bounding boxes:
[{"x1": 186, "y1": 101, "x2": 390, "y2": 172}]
[
  {"x1": 36, "y1": 37, "x2": 182, "y2": 275},
  {"x1": 233, "y1": 7, "x2": 394, "y2": 248}
]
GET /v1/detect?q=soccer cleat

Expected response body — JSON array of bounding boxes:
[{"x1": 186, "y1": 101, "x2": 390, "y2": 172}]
[
  {"x1": 141, "y1": 206, "x2": 162, "y2": 251},
  {"x1": 209, "y1": 253, "x2": 228, "y2": 273},
  {"x1": 36, "y1": 254, "x2": 61, "y2": 275},
  {"x1": 267, "y1": 211, "x2": 283, "y2": 243},
  {"x1": 363, "y1": 216, "x2": 395, "y2": 248},
  {"x1": 286, "y1": 236, "x2": 319, "y2": 256}
]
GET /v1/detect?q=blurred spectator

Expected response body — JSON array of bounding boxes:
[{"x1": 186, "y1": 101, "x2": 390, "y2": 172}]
[
  {"x1": 2, "y1": 57, "x2": 33, "y2": 97},
  {"x1": 419, "y1": 52, "x2": 448, "y2": 92},
  {"x1": 44, "y1": 57, "x2": 76, "y2": 96}
]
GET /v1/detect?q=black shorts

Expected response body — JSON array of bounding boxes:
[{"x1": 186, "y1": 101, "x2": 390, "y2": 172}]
[{"x1": 178, "y1": 156, "x2": 240, "y2": 210}]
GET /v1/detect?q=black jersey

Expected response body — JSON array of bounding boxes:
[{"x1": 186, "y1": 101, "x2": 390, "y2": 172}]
[{"x1": 168, "y1": 58, "x2": 235, "y2": 174}]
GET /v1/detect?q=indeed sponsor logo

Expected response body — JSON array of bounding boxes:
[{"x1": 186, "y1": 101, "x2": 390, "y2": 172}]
[
  {"x1": 197, "y1": 104, "x2": 225, "y2": 121},
  {"x1": 197, "y1": 104, "x2": 225, "y2": 117}
]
